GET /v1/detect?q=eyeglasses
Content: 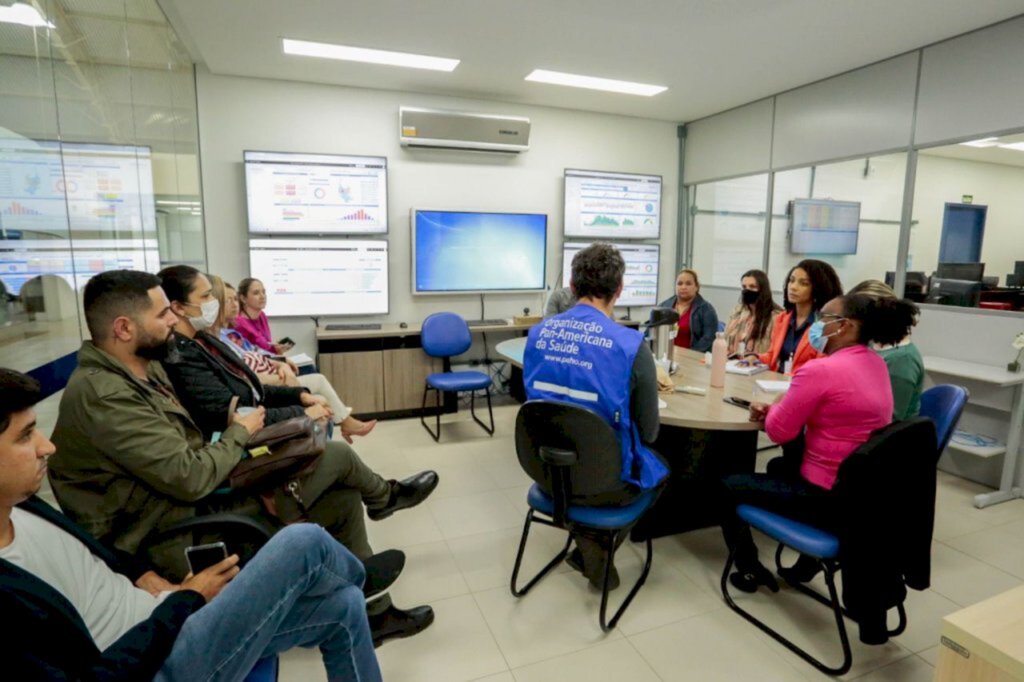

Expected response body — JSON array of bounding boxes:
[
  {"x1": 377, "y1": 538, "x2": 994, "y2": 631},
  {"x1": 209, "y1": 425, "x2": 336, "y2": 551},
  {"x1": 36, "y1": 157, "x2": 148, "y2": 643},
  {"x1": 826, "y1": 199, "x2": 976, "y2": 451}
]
[{"x1": 818, "y1": 313, "x2": 846, "y2": 323}]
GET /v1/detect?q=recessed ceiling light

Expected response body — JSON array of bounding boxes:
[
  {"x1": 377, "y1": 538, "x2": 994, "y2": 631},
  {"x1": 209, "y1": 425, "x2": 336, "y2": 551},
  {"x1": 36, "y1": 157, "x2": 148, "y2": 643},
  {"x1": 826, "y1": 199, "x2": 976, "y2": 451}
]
[
  {"x1": 997, "y1": 142, "x2": 1024, "y2": 152},
  {"x1": 959, "y1": 137, "x2": 1000, "y2": 148},
  {"x1": 524, "y1": 69, "x2": 667, "y2": 97},
  {"x1": 0, "y1": 2, "x2": 55, "y2": 28},
  {"x1": 282, "y1": 38, "x2": 459, "y2": 72}
]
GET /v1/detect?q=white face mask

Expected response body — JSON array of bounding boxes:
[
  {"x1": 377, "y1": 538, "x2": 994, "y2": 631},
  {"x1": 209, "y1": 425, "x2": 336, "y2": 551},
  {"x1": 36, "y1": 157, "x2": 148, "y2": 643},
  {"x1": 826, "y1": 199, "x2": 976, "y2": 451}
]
[{"x1": 186, "y1": 299, "x2": 220, "y2": 331}]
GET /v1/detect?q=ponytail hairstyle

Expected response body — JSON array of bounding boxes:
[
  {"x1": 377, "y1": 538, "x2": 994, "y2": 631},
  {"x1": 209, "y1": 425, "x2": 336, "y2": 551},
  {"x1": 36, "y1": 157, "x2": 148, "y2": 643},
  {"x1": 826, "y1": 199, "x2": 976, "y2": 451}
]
[
  {"x1": 841, "y1": 293, "x2": 919, "y2": 346},
  {"x1": 740, "y1": 269, "x2": 779, "y2": 344}
]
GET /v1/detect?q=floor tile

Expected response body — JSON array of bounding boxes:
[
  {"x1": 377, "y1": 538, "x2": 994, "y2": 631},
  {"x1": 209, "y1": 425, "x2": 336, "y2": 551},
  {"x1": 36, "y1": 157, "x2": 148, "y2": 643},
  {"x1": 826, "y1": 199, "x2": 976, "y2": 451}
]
[
  {"x1": 375, "y1": 594, "x2": 509, "y2": 682},
  {"x1": 892, "y1": 587, "x2": 960, "y2": 653},
  {"x1": 851, "y1": 654, "x2": 934, "y2": 682},
  {"x1": 387, "y1": 539, "x2": 470, "y2": 605},
  {"x1": 279, "y1": 646, "x2": 327, "y2": 682},
  {"x1": 971, "y1": 498, "x2": 1024, "y2": 526},
  {"x1": 473, "y1": 575, "x2": 623, "y2": 669},
  {"x1": 446, "y1": 524, "x2": 572, "y2": 593},
  {"x1": 366, "y1": 502, "x2": 445, "y2": 549},
  {"x1": 931, "y1": 504, "x2": 993, "y2": 541},
  {"x1": 927, "y1": 542, "x2": 1022, "y2": 606},
  {"x1": 472, "y1": 674, "x2": 516, "y2": 682},
  {"x1": 944, "y1": 526, "x2": 1024, "y2": 580},
  {"x1": 916, "y1": 645, "x2": 940, "y2": 666},
  {"x1": 429, "y1": 490, "x2": 524, "y2": 540},
  {"x1": 510, "y1": 639, "x2": 660, "y2": 682}
]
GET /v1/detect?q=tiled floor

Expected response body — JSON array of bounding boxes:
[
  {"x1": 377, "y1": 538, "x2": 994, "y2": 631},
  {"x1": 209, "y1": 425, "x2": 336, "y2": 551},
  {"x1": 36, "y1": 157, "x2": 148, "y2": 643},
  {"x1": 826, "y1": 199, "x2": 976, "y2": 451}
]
[{"x1": 31, "y1": 394, "x2": 1024, "y2": 680}]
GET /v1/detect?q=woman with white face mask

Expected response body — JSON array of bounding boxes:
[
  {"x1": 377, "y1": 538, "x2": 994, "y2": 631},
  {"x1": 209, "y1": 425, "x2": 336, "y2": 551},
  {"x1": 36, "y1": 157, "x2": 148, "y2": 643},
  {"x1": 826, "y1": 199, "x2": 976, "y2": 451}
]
[
  {"x1": 157, "y1": 265, "x2": 330, "y2": 441},
  {"x1": 718, "y1": 292, "x2": 917, "y2": 594}
]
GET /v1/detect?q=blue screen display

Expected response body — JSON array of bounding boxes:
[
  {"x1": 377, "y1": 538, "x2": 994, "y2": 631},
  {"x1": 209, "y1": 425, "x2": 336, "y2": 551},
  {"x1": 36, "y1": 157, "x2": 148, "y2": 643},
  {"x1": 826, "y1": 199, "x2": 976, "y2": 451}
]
[{"x1": 414, "y1": 210, "x2": 547, "y2": 293}]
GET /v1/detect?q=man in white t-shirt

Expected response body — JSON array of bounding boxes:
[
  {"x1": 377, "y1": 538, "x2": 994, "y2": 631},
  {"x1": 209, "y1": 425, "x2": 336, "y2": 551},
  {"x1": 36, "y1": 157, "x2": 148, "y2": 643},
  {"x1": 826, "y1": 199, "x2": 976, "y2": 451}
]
[{"x1": 0, "y1": 368, "x2": 382, "y2": 681}]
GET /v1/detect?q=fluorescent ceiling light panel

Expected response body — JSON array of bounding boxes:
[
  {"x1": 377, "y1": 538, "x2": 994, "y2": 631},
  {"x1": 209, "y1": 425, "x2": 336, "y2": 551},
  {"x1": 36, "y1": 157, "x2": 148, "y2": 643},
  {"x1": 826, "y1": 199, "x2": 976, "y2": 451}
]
[
  {"x1": 525, "y1": 69, "x2": 667, "y2": 96},
  {"x1": 959, "y1": 137, "x2": 1000, "y2": 148},
  {"x1": 282, "y1": 38, "x2": 458, "y2": 72},
  {"x1": 997, "y1": 142, "x2": 1024, "y2": 152},
  {"x1": 0, "y1": 2, "x2": 55, "y2": 28}
]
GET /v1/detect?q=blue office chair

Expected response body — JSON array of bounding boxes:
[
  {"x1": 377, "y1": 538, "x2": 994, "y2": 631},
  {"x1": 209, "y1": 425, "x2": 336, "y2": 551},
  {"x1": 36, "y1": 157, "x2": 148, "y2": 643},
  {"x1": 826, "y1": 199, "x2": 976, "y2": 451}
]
[
  {"x1": 918, "y1": 384, "x2": 969, "y2": 454},
  {"x1": 720, "y1": 418, "x2": 937, "y2": 675},
  {"x1": 245, "y1": 656, "x2": 279, "y2": 681},
  {"x1": 510, "y1": 400, "x2": 661, "y2": 631},
  {"x1": 717, "y1": 320, "x2": 726, "y2": 333},
  {"x1": 420, "y1": 312, "x2": 494, "y2": 441}
]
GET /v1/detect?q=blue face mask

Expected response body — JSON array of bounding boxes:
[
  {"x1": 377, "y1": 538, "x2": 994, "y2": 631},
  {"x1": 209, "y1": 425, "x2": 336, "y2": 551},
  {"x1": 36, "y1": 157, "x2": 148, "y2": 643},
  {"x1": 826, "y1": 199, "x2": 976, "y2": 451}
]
[{"x1": 808, "y1": 318, "x2": 842, "y2": 353}]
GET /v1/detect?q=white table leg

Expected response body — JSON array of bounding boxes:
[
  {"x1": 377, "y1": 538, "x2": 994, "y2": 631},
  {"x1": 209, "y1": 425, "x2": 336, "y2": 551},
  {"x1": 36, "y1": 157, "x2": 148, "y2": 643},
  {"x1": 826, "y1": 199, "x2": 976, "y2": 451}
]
[{"x1": 974, "y1": 383, "x2": 1024, "y2": 509}]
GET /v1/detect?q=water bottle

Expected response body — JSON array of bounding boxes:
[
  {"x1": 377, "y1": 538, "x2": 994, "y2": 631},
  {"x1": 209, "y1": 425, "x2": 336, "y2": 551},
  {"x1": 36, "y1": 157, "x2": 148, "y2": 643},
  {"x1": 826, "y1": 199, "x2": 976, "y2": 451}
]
[{"x1": 710, "y1": 331, "x2": 727, "y2": 388}]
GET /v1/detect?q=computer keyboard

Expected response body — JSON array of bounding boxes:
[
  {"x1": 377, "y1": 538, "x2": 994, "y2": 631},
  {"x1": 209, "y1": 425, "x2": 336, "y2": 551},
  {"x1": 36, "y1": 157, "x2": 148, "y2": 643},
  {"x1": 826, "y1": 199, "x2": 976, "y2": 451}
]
[
  {"x1": 325, "y1": 323, "x2": 382, "y2": 331},
  {"x1": 466, "y1": 318, "x2": 509, "y2": 327}
]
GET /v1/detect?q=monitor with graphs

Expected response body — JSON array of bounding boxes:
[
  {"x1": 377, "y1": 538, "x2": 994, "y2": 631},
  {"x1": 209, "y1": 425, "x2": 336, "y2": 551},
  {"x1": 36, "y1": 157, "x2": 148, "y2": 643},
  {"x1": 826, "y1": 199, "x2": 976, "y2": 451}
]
[
  {"x1": 563, "y1": 168, "x2": 662, "y2": 240},
  {"x1": 562, "y1": 241, "x2": 660, "y2": 307},
  {"x1": 789, "y1": 198, "x2": 861, "y2": 255},
  {"x1": 244, "y1": 151, "x2": 388, "y2": 235},
  {"x1": 247, "y1": 238, "x2": 389, "y2": 316},
  {"x1": 0, "y1": 238, "x2": 160, "y2": 295}
]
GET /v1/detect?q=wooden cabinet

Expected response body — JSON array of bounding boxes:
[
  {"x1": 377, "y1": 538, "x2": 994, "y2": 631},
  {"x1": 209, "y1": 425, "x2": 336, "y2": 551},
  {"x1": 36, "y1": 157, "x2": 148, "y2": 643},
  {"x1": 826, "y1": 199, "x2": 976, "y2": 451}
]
[
  {"x1": 383, "y1": 347, "x2": 439, "y2": 411},
  {"x1": 933, "y1": 584, "x2": 1024, "y2": 682},
  {"x1": 320, "y1": 350, "x2": 385, "y2": 414}
]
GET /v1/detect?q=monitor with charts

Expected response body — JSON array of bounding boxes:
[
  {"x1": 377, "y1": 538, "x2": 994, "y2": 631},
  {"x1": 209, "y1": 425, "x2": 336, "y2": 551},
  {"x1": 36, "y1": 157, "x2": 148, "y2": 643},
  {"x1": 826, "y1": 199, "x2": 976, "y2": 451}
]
[
  {"x1": 562, "y1": 241, "x2": 660, "y2": 307},
  {"x1": 244, "y1": 151, "x2": 388, "y2": 235},
  {"x1": 247, "y1": 238, "x2": 389, "y2": 316},
  {"x1": 563, "y1": 168, "x2": 662, "y2": 240}
]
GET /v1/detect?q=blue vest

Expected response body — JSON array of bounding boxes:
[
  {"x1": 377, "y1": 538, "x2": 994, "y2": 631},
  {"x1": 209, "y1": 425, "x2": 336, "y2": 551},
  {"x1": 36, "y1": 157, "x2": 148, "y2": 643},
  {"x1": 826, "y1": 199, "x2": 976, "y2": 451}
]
[{"x1": 523, "y1": 304, "x2": 668, "y2": 490}]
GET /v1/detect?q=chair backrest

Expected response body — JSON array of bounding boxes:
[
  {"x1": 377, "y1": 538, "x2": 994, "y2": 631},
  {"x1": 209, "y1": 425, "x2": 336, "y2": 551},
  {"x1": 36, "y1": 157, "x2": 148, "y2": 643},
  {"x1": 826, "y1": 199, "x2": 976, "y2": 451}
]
[
  {"x1": 515, "y1": 400, "x2": 624, "y2": 503},
  {"x1": 918, "y1": 384, "x2": 969, "y2": 454},
  {"x1": 421, "y1": 312, "x2": 472, "y2": 358}
]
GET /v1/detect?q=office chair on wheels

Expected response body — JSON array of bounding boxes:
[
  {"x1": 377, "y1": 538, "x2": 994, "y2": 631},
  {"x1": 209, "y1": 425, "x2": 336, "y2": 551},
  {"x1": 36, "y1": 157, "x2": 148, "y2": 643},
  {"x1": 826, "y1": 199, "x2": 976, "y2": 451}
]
[
  {"x1": 419, "y1": 312, "x2": 494, "y2": 441},
  {"x1": 721, "y1": 418, "x2": 938, "y2": 676},
  {"x1": 510, "y1": 400, "x2": 661, "y2": 631}
]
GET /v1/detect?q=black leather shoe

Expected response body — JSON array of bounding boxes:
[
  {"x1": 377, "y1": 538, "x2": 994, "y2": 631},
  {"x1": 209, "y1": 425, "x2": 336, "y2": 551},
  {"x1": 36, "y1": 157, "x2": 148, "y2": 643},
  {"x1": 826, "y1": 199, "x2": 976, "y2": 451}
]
[
  {"x1": 729, "y1": 564, "x2": 780, "y2": 594},
  {"x1": 363, "y1": 549, "x2": 405, "y2": 599},
  {"x1": 369, "y1": 604, "x2": 435, "y2": 647},
  {"x1": 368, "y1": 471, "x2": 439, "y2": 521},
  {"x1": 778, "y1": 554, "x2": 821, "y2": 585}
]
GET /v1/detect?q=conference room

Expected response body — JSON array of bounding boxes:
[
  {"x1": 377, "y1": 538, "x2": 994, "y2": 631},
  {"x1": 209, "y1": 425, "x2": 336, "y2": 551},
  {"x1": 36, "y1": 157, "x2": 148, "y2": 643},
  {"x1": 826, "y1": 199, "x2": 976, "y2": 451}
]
[{"x1": 3, "y1": 1, "x2": 1024, "y2": 680}]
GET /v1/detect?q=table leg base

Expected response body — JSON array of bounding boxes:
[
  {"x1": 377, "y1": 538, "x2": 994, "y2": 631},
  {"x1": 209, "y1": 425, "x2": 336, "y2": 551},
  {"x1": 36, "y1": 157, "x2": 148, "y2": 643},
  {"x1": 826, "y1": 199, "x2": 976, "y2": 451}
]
[{"x1": 973, "y1": 488, "x2": 1022, "y2": 509}]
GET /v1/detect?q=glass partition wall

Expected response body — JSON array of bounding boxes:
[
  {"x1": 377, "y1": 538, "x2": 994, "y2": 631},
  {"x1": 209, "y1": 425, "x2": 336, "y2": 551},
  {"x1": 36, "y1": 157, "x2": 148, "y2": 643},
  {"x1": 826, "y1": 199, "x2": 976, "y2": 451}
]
[{"x1": 0, "y1": 0, "x2": 203, "y2": 374}]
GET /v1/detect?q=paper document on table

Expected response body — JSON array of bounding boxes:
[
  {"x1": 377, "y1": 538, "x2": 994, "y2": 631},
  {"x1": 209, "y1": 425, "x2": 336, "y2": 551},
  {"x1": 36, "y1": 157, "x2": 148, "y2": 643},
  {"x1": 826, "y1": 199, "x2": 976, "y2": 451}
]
[
  {"x1": 658, "y1": 399, "x2": 668, "y2": 410},
  {"x1": 287, "y1": 352, "x2": 315, "y2": 366},
  {"x1": 726, "y1": 360, "x2": 767, "y2": 376},
  {"x1": 755, "y1": 380, "x2": 790, "y2": 393}
]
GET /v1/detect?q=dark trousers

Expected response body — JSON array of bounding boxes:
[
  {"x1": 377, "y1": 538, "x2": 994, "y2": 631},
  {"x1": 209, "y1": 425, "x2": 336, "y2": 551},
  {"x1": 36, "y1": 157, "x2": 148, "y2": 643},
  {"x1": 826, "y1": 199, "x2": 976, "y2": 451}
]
[{"x1": 719, "y1": 471, "x2": 836, "y2": 572}]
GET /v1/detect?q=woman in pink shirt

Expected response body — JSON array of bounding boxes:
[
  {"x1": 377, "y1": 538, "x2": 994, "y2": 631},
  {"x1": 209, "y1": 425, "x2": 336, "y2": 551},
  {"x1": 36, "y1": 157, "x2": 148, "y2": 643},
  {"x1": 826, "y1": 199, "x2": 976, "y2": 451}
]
[
  {"x1": 720, "y1": 292, "x2": 918, "y2": 593},
  {"x1": 236, "y1": 278, "x2": 293, "y2": 354}
]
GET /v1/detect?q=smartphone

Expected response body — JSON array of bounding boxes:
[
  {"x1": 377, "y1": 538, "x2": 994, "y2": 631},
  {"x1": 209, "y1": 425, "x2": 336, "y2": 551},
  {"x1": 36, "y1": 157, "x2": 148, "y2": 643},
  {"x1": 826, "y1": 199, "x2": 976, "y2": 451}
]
[
  {"x1": 278, "y1": 337, "x2": 294, "y2": 346},
  {"x1": 723, "y1": 396, "x2": 752, "y2": 409},
  {"x1": 185, "y1": 542, "x2": 227, "y2": 575}
]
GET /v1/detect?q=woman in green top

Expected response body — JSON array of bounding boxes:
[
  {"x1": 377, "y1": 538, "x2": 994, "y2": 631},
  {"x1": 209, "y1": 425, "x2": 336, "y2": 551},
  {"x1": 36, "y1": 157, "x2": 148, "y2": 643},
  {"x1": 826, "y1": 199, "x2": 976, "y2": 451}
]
[{"x1": 847, "y1": 280, "x2": 924, "y2": 420}]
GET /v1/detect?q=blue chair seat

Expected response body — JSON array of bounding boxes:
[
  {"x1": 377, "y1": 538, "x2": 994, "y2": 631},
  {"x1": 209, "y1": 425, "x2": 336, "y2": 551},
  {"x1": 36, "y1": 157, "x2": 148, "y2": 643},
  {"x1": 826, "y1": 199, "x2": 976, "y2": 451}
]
[
  {"x1": 736, "y1": 504, "x2": 839, "y2": 560},
  {"x1": 426, "y1": 370, "x2": 492, "y2": 391},
  {"x1": 527, "y1": 483, "x2": 657, "y2": 529},
  {"x1": 245, "y1": 656, "x2": 278, "y2": 682}
]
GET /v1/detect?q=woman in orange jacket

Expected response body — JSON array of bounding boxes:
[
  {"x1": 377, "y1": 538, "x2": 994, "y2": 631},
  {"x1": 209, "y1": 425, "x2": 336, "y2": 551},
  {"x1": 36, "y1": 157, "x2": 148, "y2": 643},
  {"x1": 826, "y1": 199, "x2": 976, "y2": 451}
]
[{"x1": 753, "y1": 259, "x2": 843, "y2": 375}]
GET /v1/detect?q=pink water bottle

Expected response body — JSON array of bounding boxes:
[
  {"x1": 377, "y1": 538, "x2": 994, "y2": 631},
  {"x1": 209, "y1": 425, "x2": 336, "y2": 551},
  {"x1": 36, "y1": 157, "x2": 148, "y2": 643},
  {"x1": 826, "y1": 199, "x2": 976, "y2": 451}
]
[{"x1": 710, "y1": 331, "x2": 727, "y2": 388}]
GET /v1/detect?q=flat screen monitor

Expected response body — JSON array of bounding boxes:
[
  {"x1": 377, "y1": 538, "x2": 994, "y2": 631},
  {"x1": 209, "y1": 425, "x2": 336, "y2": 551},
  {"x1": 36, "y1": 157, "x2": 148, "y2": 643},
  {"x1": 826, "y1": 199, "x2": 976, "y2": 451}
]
[
  {"x1": 248, "y1": 238, "x2": 389, "y2": 316},
  {"x1": 0, "y1": 139, "x2": 156, "y2": 238},
  {"x1": 412, "y1": 210, "x2": 547, "y2": 294},
  {"x1": 884, "y1": 271, "x2": 927, "y2": 295},
  {"x1": 789, "y1": 199, "x2": 860, "y2": 255},
  {"x1": 936, "y1": 261, "x2": 985, "y2": 282},
  {"x1": 925, "y1": 278, "x2": 981, "y2": 308},
  {"x1": 244, "y1": 151, "x2": 388, "y2": 235},
  {"x1": 563, "y1": 168, "x2": 661, "y2": 240},
  {"x1": 562, "y1": 242, "x2": 660, "y2": 307},
  {"x1": 0, "y1": 238, "x2": 160, "y2": 295}
]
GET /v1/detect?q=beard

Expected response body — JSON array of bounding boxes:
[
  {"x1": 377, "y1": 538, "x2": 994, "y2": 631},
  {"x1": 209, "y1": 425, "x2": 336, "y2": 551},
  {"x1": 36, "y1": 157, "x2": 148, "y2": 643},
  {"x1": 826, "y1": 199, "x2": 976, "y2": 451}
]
[{"x1": 135, "y1": 330, "x2": 175, "y2": 362}]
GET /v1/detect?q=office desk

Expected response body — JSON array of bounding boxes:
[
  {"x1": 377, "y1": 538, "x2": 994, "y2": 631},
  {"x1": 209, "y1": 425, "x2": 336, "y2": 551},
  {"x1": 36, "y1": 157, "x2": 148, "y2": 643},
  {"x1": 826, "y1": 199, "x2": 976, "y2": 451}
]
[
  {"x1": 933, "y1": 584, "x2": 1024, "y2": 681},
  {"x1": 496, "y1": 338, "x2": 790, "y2": 537},
  {"x1": 922, "y1": 356, "x2": 1024, "y2": 509}
]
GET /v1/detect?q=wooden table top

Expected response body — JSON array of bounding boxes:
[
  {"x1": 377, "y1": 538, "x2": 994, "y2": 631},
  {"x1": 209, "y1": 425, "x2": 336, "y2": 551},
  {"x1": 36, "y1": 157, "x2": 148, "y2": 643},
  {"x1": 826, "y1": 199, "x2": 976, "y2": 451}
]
[{"x1": 495, "y1": 338, "x2": 790, "y2": 432}]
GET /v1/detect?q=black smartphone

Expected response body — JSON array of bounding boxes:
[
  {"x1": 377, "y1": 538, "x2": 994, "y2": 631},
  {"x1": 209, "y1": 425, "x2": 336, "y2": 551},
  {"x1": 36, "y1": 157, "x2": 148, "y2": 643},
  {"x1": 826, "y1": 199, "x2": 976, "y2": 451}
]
[
  {"x1": 723, "y1": 396, "x2": 752, "y2": 409},
  {"x1": 185, "y1": 542, "x2": 227, "y2": 575},
  {"x1": 277, "y1": 337, "x2": 294, "y2": 346}
]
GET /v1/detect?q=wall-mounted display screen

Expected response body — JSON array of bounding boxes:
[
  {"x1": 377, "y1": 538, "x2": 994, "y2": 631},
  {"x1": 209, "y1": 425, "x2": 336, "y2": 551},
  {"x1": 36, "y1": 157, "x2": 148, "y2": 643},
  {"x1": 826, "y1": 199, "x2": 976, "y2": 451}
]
[
  {"x1": 563, "y1": 168, "x2": 662, "y2": 240},
  {"x1": 248, "y1": 238, "x2": 389, "y2": 316},
  {"x1": 0, "y1": 139, "x2": 156, "y2": 238},
  {"x1": 412, "y1": 209, "x2": 547, "y2": 294},
  {"x1": 0, "y1": 238, "x2": 160, "y2": 295},
  {"x1": 562, "y1": 241, "x2": 660, "y2": 307},
  {"x1": 789, "y1": 198, "x2": 860, "y2": 255},
  {"x1": 244, "y1": 151, "x2": 388, "y2": 235}
]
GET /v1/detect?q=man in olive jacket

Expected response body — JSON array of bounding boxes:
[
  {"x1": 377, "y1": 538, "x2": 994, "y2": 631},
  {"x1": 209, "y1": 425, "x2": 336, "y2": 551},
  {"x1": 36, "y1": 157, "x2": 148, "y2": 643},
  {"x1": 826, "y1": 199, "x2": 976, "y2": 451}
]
[{"x1": 49, "y1": 270, "x2": 436, "y2": 644}]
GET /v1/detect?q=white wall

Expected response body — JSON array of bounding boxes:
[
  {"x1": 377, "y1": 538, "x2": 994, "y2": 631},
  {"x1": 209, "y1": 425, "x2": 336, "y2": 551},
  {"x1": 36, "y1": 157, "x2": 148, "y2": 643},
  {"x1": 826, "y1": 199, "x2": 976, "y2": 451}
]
[{"x1": 195, "y1": 69, "x2": 679, "y2": 351}]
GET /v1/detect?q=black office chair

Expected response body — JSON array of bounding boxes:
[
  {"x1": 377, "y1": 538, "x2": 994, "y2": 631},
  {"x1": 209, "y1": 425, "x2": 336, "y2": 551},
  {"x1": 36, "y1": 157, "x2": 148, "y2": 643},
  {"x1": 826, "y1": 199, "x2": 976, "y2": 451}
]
[
  {"x1": 510, "y1": 400, "x2": 662, "y2": 631},
  {"x1": 721, "y1": 418, "x2": 937, "y2": 675}
]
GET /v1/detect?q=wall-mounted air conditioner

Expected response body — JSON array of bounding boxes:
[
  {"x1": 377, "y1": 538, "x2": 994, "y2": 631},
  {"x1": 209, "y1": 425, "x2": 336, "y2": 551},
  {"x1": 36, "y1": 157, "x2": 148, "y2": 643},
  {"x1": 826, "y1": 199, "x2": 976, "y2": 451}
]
[{"x1": 399, "y1": 106, "x2": 530, "y2": 153}]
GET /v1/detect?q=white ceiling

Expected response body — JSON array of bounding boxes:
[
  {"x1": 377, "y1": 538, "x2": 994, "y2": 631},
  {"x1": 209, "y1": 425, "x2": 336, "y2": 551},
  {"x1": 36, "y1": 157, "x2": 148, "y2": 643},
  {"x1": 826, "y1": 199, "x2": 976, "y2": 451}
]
[
  {"x1": 921, "y1": 133, "x2": 1024, "y2": 168},
  {"x1": 157, "y1": 0, "x2": 1024, "y2": 122}
]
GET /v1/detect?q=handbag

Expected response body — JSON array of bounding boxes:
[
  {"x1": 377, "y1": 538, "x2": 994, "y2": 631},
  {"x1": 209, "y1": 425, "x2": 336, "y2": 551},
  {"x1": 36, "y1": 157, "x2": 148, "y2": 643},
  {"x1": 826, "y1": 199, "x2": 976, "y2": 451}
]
[{"x1": 228, "y1": 415, "x2": 327, "y2": 492}]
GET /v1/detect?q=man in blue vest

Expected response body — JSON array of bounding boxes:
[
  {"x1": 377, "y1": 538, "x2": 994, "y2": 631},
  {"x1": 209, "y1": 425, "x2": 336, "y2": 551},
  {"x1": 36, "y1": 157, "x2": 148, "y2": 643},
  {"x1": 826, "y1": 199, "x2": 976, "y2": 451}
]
[{"x1": 523, "y1": 242, "x2": 668, "y2": 589}]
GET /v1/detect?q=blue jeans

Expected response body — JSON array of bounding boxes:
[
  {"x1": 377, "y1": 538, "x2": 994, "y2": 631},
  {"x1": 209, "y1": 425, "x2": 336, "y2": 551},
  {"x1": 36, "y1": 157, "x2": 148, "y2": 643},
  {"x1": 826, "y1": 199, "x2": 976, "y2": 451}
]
[{"x1": 155, "y1": 524, "x2": 382, "y2": 682}]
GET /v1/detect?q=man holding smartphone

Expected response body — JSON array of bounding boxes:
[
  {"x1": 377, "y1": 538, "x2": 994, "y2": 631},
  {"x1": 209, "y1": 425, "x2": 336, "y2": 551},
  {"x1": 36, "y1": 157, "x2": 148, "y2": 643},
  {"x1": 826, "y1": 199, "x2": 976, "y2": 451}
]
[{"x1": 0, "y1": 368, "x2": 382, "y2": 681}]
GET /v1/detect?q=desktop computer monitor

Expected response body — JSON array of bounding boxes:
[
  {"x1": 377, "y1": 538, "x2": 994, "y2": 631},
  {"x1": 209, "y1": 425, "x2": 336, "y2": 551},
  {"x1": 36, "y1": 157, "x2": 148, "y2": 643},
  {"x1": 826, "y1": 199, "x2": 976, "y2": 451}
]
[
  {"x1": 936, "y1": 262, "x2": 985, "y2": 282},
  {"x1": 925, "y1": 278, "x2": 982, "y2": 308},
  {"x1": 562, "y1": 242, "x2": 660, "y2": 307},
  {"x1": 563, "y1": 169, "x2": 662, "y2": 240},
  {"x1": 884, "y1": 271, "x2": 927, "y2": 295}
]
